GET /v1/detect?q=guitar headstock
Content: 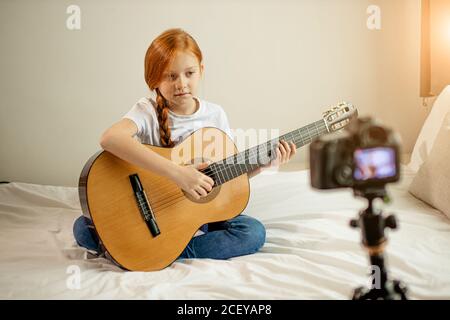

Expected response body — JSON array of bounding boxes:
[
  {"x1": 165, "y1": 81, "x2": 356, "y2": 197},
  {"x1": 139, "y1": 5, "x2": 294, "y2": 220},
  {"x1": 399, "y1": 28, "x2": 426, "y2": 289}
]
[{"x1": 322, "y1": 101, "x2": 358, "y2": 133}]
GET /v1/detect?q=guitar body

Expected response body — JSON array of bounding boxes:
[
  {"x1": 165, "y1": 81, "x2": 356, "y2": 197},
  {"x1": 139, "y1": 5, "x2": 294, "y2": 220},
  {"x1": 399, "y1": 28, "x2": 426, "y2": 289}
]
[
  {"x1": 79, "y1": 127, "x2": 250, "y2": 271},
  {"x1": 78, "y1": 101, "x2": 357, "y2": 271}
]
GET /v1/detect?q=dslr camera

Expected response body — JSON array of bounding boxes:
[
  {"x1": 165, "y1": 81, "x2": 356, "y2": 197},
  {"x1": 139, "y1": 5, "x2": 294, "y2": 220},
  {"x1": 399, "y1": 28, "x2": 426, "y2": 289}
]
[
  {"x1": 309, "y1": 116, "x2": 401, "y2": 192},
  {"x1": 309, "y1": 116, "x2": 408, "y2": 300}
]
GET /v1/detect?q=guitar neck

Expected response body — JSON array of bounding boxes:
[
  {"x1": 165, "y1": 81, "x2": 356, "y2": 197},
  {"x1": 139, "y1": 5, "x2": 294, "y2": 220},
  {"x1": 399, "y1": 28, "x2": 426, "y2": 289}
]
[{"x1": 201, "y1": 119, "x2": 329, "y2": 186}]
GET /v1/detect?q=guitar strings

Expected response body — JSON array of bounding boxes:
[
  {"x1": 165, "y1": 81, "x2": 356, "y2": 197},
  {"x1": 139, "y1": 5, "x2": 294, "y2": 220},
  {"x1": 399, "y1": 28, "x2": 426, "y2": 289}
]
[
  {"x1": 150, "y1": 121, "x2": 328, "y2": 211},
  {"x1": 149, "y1": 147, "x2": 269, "y2": 212},
  {"x1": 149, "y1": 121, "x2": 328, "y2": 212},
  {"x1": 204, "y1": 120, "x2": 327, "y2": 181},
  {"x1": 160, "y1": 119, "x2": 326, "y2": 195}
]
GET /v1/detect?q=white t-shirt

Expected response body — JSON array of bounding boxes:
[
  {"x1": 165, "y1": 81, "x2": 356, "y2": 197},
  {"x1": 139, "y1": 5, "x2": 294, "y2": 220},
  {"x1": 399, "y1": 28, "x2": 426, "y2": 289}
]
[
  {"x1": 122, "y1": 96, "x2": 233, "y2": 237},
  {"x1": 123, "y1": 96, "x2": 233, "y2": 146}
]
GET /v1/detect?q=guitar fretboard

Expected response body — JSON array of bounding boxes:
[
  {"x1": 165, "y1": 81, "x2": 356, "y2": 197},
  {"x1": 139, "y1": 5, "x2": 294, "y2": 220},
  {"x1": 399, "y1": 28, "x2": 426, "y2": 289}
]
[{"x1": 200, "y1": 119, "x2": 328, "y2": 186}]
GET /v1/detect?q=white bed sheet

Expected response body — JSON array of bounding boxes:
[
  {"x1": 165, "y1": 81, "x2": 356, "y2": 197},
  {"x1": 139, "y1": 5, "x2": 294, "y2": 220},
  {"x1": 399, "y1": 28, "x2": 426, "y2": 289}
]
[{"x1": 0, "y1": 165, "x2": 449, "y2": 299}]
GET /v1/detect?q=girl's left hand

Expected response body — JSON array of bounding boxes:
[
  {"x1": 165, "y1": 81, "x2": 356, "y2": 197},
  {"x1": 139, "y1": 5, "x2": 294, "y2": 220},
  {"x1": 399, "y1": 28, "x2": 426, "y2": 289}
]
[
  {"x1": 248, "y1": 140, "x2": 297, "y2": 178},
  {"x1": 264, "y1": 139, "x2": 297, "y2": 168}
]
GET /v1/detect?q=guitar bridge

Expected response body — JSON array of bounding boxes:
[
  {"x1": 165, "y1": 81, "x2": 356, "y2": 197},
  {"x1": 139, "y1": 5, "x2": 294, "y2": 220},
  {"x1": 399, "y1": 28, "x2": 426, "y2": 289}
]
[{"x1": 129, "y1": 174, "x2": 160, "y2": 237}]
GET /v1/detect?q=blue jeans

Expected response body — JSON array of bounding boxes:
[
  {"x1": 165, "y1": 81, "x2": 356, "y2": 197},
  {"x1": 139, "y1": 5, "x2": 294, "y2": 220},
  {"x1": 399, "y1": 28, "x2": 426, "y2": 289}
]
[{"x1": 73, "y1": 214, "x2": 266, "y2": 261}]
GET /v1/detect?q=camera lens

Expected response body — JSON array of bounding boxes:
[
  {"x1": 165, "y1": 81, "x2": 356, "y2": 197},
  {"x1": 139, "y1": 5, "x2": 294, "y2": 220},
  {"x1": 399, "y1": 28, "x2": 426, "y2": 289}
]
[{"x1": 335, "y1": 164, "x2": 353, "y2": 186}]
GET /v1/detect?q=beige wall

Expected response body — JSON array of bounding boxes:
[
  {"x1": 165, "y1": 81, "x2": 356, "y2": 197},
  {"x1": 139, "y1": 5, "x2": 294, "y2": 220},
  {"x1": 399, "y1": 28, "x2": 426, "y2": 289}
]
[{"x1": 0, "y1": 0, "x2": 429, "y2": 187}]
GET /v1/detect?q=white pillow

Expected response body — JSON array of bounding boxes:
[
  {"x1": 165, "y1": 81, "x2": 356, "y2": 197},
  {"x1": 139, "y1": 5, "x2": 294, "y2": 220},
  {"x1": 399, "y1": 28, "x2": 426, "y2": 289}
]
[
  {"x1": 409, "y1": 112, "x2": 450, "y2": 219},
  {"x1": 408, "y1": 85, "x2": 450, "y2": 172}
]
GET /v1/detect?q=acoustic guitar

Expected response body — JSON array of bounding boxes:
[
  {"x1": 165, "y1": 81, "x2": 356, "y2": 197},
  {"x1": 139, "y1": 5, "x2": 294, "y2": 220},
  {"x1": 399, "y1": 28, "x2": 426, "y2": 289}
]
[{"x1": 78, "y1": 102, "x2": 357, "y2": 271}]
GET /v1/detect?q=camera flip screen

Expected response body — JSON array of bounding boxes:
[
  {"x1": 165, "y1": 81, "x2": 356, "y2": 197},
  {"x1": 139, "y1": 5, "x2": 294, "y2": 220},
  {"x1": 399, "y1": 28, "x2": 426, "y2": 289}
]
[{"x1": 353, "y1": 147, "x2": 396, "y2": 181}]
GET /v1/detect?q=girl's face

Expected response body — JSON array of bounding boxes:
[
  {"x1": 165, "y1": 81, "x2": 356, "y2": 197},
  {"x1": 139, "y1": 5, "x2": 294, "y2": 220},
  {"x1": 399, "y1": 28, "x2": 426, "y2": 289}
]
[{"x1": 158, "y1": 51, "x2": 203, "y2": 110}]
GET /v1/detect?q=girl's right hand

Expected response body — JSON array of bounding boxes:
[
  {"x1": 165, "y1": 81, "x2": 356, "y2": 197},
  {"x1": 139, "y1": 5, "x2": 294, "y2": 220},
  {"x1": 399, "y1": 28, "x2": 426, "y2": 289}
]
[{"x1": 173, "y1": 161, "x2": 215, "y2": 200}]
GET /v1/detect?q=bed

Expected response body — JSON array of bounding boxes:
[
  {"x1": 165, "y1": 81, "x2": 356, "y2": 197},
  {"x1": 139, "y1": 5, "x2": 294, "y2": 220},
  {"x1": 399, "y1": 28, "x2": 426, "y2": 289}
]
[{"x1": 1, "y1": 163, "x2": 449, "y2": 300}]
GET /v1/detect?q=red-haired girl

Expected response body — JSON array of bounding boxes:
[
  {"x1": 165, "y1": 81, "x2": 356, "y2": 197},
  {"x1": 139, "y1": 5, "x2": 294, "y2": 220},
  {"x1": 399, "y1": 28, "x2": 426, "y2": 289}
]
[{"x1": 73, "y1": 28, "x2": 296, "y2": 262}]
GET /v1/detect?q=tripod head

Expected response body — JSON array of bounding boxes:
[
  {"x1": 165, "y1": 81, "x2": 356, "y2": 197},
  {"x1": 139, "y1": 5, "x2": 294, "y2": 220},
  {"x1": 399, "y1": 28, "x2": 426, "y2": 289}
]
[{"x1": 350, "y1": 187, "x2": 408, "y2": 300}]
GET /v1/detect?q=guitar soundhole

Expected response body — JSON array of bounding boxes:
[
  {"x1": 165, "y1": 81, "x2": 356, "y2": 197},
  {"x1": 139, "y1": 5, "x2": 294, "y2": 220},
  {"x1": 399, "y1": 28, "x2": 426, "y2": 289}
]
[
  {"x1": 182, "y1": 157, "x2": 221, "y2": 203},
  {"x1": 182, "y1": 185, "x2": 221, "y2": 203}
]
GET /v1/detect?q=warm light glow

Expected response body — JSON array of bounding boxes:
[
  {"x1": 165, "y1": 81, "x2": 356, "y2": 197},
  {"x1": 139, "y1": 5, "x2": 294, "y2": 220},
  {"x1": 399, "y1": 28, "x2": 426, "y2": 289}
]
[
  {"x1": 421, "y1": 0, "x2": 450, "y2": 97},
  {"x1": 448, "y1": 21, "x2": 450, "y2": 41},
  {"x1": 420, "y1": 0, "x2": 431, "y2": 97}
]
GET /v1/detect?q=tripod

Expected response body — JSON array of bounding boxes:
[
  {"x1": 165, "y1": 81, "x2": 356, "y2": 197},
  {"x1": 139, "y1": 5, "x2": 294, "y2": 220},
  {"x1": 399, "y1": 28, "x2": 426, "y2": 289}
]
[{"x1": 350, "y1": 188, "x2": 408, "y2": 300}]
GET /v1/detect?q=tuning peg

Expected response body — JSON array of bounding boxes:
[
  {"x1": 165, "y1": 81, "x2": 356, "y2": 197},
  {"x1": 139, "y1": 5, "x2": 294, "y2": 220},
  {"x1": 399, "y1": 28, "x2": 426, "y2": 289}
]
[
  {"x1": 384, "y1": 215, "x2": 397, "y2": 229},
  {"x1": 350, "y1": 219, "x2": 359, "y2": 228}
]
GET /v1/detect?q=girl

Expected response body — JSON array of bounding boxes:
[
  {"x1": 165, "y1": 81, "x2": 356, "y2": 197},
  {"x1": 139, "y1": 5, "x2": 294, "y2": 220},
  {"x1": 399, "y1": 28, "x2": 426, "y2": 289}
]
[{"x1": 73, "y1": 28, "x2": 296, "y2": 262}]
